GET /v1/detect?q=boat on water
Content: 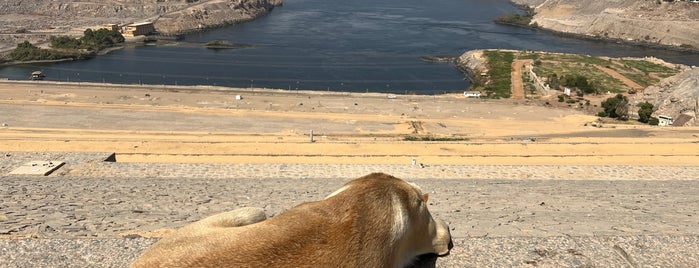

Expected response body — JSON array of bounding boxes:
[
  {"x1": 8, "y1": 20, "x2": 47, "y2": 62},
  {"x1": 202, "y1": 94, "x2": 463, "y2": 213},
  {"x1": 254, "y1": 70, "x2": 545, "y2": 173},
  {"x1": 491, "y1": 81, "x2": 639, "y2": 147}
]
[{"x1": 30, "y1": 71, "x2": 45, "y2": 80}]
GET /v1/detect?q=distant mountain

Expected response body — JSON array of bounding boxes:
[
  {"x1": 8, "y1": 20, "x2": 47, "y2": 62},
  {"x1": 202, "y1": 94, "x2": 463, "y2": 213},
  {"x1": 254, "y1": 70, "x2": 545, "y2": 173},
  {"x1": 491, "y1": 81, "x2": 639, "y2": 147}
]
[{"x1": 643, "y1": 67, "x2": 699, "y2": 126}]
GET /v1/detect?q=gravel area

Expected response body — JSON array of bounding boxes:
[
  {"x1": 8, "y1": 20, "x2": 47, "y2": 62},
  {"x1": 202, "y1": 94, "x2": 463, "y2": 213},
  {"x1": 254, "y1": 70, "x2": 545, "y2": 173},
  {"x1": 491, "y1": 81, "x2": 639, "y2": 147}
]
[{"x1": 1, "y1": 152, "x2": 698, "y2": 267}]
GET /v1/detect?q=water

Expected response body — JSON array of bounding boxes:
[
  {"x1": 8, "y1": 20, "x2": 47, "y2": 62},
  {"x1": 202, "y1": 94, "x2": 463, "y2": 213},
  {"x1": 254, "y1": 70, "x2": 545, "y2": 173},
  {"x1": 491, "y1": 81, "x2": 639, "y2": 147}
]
[{"x1": 1, "y1": 0, "x2": 697, "y2": 94}]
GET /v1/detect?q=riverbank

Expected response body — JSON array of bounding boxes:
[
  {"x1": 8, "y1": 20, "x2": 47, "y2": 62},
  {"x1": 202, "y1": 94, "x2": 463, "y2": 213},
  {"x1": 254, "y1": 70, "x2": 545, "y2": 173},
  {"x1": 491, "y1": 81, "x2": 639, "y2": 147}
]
[
  {"x1": 510, "y1": 0, "x2": 699, "y2": 52},
  {"x1": 0, "y1": 0, "x2": 282, "y2": 54}
]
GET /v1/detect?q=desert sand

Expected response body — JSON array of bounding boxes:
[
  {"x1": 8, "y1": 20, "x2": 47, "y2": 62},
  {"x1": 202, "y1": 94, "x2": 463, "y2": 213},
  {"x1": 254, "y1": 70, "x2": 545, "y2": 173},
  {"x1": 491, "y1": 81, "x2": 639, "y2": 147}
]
[{"x1": 1, "y1": 80, "x2": 697, "y2": 166}]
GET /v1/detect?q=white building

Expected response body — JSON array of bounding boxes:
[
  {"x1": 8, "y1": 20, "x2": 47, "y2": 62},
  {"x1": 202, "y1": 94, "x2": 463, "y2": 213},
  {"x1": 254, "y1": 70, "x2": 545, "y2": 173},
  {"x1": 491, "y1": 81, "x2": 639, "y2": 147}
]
[{"x1": 658, "y1": 115, "x2": 673, "y2": 126}]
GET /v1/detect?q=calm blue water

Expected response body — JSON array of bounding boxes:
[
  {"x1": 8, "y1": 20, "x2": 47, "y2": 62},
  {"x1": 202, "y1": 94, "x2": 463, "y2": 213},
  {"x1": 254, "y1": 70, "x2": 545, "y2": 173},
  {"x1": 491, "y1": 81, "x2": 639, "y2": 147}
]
[{"x1": 1, "y1": 0, "x2": 697, "y2": 94}]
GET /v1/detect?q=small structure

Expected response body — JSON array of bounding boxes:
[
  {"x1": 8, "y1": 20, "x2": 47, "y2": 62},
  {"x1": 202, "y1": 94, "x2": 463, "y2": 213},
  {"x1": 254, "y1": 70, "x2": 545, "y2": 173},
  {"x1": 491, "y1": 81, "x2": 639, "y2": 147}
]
[
  {"x1": 658, "y1": 115, "x2": 674, "y2": 126},
  {"x1": 30, "y1": 71, "x2": 45, "y2": 80},
  {"x1": 563, "y1": 87, "x2": 571, "y2": 96},
  {"x1": 120, "y1": 22, "x2": 155, "y2": 37},
  {"x1": 464, "y1": 91, "x2": 481, "y2": 98},
  {"x1": 102, "y1": 23, "x2": 119, "y2": 31}
]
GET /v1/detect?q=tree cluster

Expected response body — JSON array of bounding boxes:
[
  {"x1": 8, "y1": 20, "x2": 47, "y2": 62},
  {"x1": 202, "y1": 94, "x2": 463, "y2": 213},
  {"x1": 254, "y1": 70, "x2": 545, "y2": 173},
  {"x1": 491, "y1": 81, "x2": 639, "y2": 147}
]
[
  {"x1": 8, "y1": 41, "x2": 73, "y2": 61},
  {"x1": 600, "y1": 94, "x2": 629, "y2": 120},
  {"x1": 598, "y1": 96, "x2": 660, "y2": 125},
  {"x1": 547, "y1": 73, "x2": 597, "y2": 95},
  {"x1": 637, "y1": 101, "x2": 659, "y2": 125},
  {"x1": 51, "y1": 28, "x2": 125, "y2": 51},
  {"x1": 494, "y1": 6, "x2": 537, "y2": 28}
]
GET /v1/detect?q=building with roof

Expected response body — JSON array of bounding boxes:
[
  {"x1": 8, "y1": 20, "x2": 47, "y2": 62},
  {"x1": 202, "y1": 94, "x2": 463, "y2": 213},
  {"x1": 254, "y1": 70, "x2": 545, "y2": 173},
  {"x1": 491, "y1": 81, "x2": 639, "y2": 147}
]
[{"x1": 120, "y1": 22, "x2": 155, "y2": 37}]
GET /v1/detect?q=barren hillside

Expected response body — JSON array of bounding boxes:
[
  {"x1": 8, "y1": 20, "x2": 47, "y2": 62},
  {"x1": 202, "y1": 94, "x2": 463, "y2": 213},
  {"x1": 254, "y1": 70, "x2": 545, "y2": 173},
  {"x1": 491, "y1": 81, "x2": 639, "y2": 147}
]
[
  {"x1": 512, "y1": 0, "x2": 699, "y2": 50},
  {"x1": 0, "y1": 0, "x2": 281, "y2": 53},
  {"x1": 643, "y1": 67, "x2": 699, "y2": 126}
]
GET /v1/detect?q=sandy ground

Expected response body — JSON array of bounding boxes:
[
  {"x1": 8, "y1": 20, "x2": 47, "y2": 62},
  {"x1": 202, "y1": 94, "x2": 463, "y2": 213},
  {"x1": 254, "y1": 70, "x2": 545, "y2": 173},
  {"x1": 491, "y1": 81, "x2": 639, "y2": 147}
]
[{"x1": 1, "y1": 80, "x2": 698, "y2": 165}]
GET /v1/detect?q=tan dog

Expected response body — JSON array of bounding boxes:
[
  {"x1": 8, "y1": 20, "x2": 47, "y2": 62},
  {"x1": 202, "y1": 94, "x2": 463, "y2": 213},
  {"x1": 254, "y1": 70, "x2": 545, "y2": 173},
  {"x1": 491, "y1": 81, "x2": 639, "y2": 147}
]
[{"x1": 131, "y1": 173, "x2": 452, "y2": 268}]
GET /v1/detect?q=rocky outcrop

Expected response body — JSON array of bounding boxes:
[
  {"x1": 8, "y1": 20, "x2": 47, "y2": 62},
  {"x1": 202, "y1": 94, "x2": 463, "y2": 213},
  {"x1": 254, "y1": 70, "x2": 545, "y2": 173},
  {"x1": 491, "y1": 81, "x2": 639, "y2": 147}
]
[
  {"x1": 511, "y1": 0, "x2": 699, "y2": 50},
  {"x1": 0, "y1": 0, "x2": 282, "y2": 52},
  {"x1": 455, "y1": 50, "x2": 488, "y2": 84},
  {"x1": 643, "y1": 67, "x2": 699, "y2": 126},
  {"x1": 153, "y1": 0, "x2": 282, "y2": 34}
]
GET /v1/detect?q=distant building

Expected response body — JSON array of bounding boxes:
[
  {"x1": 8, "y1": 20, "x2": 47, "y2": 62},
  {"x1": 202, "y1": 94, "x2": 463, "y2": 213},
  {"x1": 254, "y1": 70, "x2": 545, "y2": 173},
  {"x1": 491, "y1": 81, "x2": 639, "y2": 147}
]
[
  {"x1": 102, "y1": 23, "x2": 119, "y2": 31},
  {"x1": 120, "y1": 22, "x2": 155, "y2": 37},
  {"x1": 563, "y1": 87, "x2": 571, "y2": 96},
  {"x1": 464, "y1": 91, "x2": 481, "y2": 98},
  {"x1": 658, "y1": 115, "x2": 673, "y2": 126}
]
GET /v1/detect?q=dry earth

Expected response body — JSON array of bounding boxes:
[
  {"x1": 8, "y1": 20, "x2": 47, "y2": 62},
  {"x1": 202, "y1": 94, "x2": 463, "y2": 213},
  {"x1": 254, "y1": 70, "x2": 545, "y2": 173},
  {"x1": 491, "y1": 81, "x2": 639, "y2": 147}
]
[
  {"x1": 0, "y1": 0, "x2": 281, "y2": 53},
  {"x1": 1, "y1": 80, "x2": 698, "y2": 166},
  {"x1": 512, "y1": 0, "x2": 699, "y2": 49}
]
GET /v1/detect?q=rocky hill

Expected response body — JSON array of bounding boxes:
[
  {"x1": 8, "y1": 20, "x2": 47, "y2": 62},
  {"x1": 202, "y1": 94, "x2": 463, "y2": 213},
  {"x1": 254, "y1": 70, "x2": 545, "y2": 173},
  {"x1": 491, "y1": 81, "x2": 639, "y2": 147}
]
[
  {"x1": 511, "y1": 0, "x2": 699, "y2": 50},
  {"x1": 0, "y1": 0, "x2": 282, "y2": 53},
  {"x1": 643, "y1": 67, "x2": 699, "y2": 126}
]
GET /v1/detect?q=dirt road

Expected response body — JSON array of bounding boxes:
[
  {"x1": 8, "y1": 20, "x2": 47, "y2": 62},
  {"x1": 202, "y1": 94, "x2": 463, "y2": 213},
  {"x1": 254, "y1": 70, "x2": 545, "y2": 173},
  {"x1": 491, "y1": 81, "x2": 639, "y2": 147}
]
[
  {"x1": 595, "y1": 65, "x2": 645, "y2": 92},
  {"x1": 510, "y1": 59, "x2": 531, "y2": 100}
]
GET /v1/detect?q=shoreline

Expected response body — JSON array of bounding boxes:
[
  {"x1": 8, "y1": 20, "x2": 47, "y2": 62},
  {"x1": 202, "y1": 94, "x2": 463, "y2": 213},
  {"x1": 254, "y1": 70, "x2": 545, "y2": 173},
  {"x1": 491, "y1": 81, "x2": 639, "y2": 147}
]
[{"x1": 502, "y1": 2, "x2": 699, "y2": 54}]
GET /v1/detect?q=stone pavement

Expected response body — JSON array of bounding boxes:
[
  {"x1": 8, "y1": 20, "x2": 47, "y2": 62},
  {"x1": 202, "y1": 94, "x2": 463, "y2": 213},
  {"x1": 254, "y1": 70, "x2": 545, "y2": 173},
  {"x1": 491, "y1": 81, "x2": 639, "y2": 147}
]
[{"x1": 1, "y1": 152, "x2": 698, "y2": 267}]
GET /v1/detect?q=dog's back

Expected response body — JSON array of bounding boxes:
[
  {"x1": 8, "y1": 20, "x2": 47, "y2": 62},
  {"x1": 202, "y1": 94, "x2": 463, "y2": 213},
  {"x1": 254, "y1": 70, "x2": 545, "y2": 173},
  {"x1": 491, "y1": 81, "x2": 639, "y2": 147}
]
[{"x1": 131, "y1": 173, "x2": 451, "y2": 268}]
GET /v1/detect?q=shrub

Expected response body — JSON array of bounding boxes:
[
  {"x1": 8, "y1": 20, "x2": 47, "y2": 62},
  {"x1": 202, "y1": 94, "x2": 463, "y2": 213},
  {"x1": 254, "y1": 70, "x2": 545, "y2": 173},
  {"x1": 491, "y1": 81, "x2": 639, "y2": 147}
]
[
  {"x1": 601, "y1": 94, "x2": 629, "y2": 120},
  {"x1": 648, "y1": 117, "x2": 659, "y2": 126},
  {"x1": 9, "y1": 41, "x2": 72, "y2": 61},
  {"x1": 637, "y1": 101, "x2": 654, "y2": 123}
]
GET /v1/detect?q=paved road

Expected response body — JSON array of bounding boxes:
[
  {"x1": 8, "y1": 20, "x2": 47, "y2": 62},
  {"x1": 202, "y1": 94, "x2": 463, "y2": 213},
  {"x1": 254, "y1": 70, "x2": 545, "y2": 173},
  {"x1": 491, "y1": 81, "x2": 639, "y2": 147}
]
[{"x1": 1, "y1": 152, "x2": 698, "y2": 267}]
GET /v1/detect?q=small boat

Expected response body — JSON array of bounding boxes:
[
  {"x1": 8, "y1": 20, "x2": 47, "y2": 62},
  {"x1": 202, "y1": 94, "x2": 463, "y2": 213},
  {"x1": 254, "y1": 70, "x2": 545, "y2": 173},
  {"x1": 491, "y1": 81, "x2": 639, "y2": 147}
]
[{"x1": 30, "y1": 71, "x2": 45, "y2": 80}]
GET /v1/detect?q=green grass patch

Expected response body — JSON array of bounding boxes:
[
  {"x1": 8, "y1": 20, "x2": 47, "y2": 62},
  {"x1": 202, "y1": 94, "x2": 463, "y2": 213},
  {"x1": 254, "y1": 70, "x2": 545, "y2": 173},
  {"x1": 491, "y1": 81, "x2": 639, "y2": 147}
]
[
  {"x1": 483, "y1": 50, "x2": 514, "y2": 98},
  {"x1": 404, "y1": 136, "x2": 469, "y2": 141},
  {"x1": 619, "y1": 72, "x2": 655, "y2": 88},
  {"x1": 621, "y1": 59, "x2": 677, "y2": 74}
]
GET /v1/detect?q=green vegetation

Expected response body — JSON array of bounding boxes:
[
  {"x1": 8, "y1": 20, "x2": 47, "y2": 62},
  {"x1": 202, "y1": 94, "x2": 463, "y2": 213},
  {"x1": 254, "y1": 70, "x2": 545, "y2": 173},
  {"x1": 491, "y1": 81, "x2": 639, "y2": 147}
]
[
  {"x1": 559, "y1": 74, "x2": 596, "y2": 95},
  {"x1": 600, "y1": 94, "x2": 629, "y2": 120},
  {"x1": 494, "y1": 6, "x2": 536, "y2": 28},
  {"x1": 494, "y1": 13, "x2": 532, "y2": 27},
  {"x1": 637, "y1": 101, "x2": 657, "y2": 124},
  {"x1": 8, "y1": 41, "x2": 77, "y2": 61},
  {"x1": 648, "y1": 117, "x2": 659, "y2": 126},
  {"x1": 7, "y1": 28, "x2": 124, "y2": 62},
  {"x1": 469, "y1": 50, "x2": 682, "y2": 118},
  {"x1": 51, "y1": 28, "x2": 124, "y2": 51},
  {"x1": 483, "y1": 50, "x2": 514, "y2": 98},
  {"x1": 403, "y1": 136, "x2": 469, "y2": 141},
  {"x1": 621, "y1": 59, "x2": 675, "y2": 74},
  {"x1": 525, "y1": 55, "x2": 624, "y2": 94}
]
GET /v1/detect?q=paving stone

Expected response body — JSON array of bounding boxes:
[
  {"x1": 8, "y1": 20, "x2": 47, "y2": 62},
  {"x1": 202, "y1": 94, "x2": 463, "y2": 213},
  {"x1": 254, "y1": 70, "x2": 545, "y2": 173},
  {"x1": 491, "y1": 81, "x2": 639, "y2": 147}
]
[
  {"x1": 1, "y1": 151, "x2": 698, "y2": 267},
  {"x1": 9, "y1": 161, "x2": 64, "y2": 176}
]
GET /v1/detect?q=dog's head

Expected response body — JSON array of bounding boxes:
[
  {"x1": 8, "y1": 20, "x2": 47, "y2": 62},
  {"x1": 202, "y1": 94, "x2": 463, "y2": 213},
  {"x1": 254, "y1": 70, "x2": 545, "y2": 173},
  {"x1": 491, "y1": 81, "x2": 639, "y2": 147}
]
[{"x1": 327, "y1": 173, "x2": 452, "y2": 263}]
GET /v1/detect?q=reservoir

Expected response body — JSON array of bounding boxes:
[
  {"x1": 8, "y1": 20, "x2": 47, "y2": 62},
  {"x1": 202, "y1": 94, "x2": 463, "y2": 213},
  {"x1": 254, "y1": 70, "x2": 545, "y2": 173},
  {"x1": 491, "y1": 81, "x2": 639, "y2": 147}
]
[{"x1": 1, "y1": 0, "x2": 697, "y2": 94}]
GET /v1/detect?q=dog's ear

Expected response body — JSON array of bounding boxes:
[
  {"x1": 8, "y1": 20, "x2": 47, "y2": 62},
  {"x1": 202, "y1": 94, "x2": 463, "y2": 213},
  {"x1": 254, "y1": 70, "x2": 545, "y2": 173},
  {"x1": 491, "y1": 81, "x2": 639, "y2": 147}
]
[{"x1": 422, "y1": 193, "x2": 429, "y2": 202}]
